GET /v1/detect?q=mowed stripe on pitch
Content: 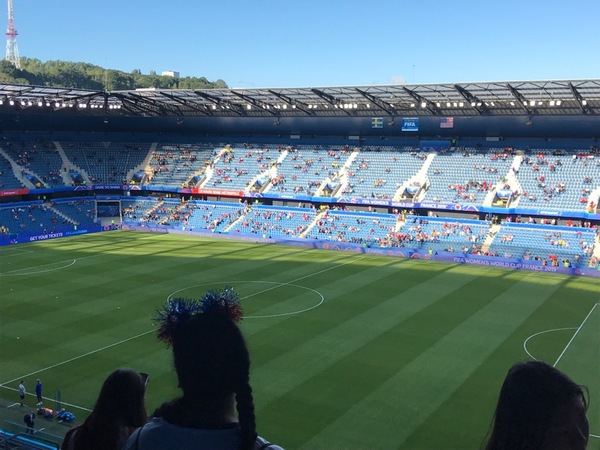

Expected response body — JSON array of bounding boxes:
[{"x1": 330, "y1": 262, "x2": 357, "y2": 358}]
[
  {"x1": 252, "y1": 266, "x2": 530, "y2": 448},
  {"x1": 1, "y1": 237, "x2": 367, "y2": 387},
  {"x1": 251, "y1": 265, "x2": 479, "y2": 407},
  {"x1": 299, "y1": 272, "x2": 565, "y2": 449}
]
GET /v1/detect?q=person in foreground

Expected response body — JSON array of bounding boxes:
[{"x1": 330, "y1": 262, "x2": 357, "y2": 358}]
[
  {"x1": 124, "y1": 287, "x2": 282, "y2": 450},
  {"x1": 483, "y1": 360, "x2": 589, "y2": 450},
  {"x1": 61, "y1": 368, "x2": 147, "y2": 450}
]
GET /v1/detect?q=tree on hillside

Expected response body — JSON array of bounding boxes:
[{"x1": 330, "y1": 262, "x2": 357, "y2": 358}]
[
  {"x1": 2, "y1": 58, "x2": 228, "y2": 91},
  {"x1": 0, "y1": 59, "x2": 32, "y2": 84}
]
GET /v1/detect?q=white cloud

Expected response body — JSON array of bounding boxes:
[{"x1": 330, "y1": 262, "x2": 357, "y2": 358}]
[{"x1": 388, "y1": 75, "x2": 407, "y2": 85}]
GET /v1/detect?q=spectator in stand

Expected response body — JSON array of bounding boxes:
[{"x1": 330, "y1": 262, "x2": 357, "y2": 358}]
[
  {"x1": 61, "y1": 369, "x2": 148, "y2": 450},
  {"x1": 124, "y1": 288, "x2": 282, "y2": 450},
  {"x1": 483, "y1": 360, "x2": 589, "y2": 450}
]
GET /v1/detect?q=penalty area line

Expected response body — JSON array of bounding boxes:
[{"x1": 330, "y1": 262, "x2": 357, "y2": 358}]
[
  {"x1": 0, "y1": 328, "x2": 155, "y2": 388},
  {"x1": 0, "y1": 386, "x2": 92, "y2": 412},
  {"x1": 553, "y1": 303, "x2": 598, "y2": 367},
  {"x1": 242, "y1": 254, "x2": 366, "y2": 301}
]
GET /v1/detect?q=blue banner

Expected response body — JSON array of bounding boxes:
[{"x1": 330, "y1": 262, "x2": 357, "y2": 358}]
[
  {"x1": 0, "y1": 225, "x2": 104, "y2": 246},
  {"x1": 402, "y1": 118, "x2": 419, "y2": 131}
]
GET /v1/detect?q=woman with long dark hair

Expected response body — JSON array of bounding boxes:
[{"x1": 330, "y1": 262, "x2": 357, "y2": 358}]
[
  {"x1": 61, "y1": 368, "x2": 147, "y2": 450},
  {"x1": 124, "y1": 287, "x2": 282, "y2": 450},
  {"x1": 483, "y1": 360, "x2": 589, "y2": 450}
]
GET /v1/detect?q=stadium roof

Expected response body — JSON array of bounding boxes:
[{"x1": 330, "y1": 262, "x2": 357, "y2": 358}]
[{"x1": 1, "y1": 79, "x2": 600, "y2": 118}]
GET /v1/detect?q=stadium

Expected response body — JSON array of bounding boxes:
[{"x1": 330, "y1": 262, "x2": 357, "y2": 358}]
[{"x1": 1, "y1": 78, "x2": 599, "y2": 449}]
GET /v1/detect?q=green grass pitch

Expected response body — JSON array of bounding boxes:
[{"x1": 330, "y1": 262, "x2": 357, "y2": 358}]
[{"x1": 0, "y1": 230, "x2": 598, "y2": 449}]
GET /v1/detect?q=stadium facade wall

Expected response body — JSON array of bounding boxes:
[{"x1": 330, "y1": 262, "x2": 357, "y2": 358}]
[{"x1": 6, "y1": 111, "x2": 600, "y2": 139}]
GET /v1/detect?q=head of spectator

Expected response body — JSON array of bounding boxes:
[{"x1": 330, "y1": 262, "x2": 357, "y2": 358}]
[
  {"x1": 126, "y1": 287, "x2": 279, "y2": 450},
  {"x1": 484, "y1": 360, "x2": 589, "y2": 450},
  {"x1": 61, "y1": 368, "x2": 147, "y2": 450}
]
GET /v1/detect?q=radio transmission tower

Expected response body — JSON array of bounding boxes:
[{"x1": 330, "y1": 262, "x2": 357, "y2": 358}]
[{"x1": 5, "y1": 0, "x2": 20, "y2": 68}]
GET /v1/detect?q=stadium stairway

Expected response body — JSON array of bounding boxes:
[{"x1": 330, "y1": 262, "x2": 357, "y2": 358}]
[
  {"x1": 482, "y1": 186, "x2": 497, "y2": 207},
  {"x1": 185, "y1": 166, "x2": 208, "y2": 188},
  {"x1": 0, "y1": 148, "x2": 36, "y2": 189},
  {"x1": 479, "y1": 152, "x2": 521, "y2": 207},
  {"x1": 398, "y1": 152, "x2": 435, "y2": 202},
  {"x1": 589, "y1": 186, "x2": 600, "y2": 212},
  {"x1": 222, "y1": 209, "x2": 248, "y2": 233},
  {"x1": 394, "y1": 213, "x2": 406, "y2": 232},
  {"x1": 480, "y1": 224, "x2": 501, "y2": 254},
  {"x1": 504, "y1": 155, "x2": 524, "y2": 208},
  {"x1": 300, "y1": 209, "x2": 328, "y2": 238},
  {"x1": 53, "y1": 142, "x2": 92, "y2": 186},
  {"x1": 591, "y1": 233, "x2": 600, "y2": 263},
  {"x1": 329, "y1": 148, "x2": 359, "y2": 197},
  {"x1": 257, "y1": 149, "x2": 287, "y2": 195},
  {"x1": 199, "y1": 161, "x2": 215, "y2": 188},
  {"x1": 346, "y1": 147, "x2": 360, "y2": 169},
  {"x1": 418, "y1": 152, "x2": 436, "y2": 180},
  {"x1": 45, "y1": 203, "x2": 76, "y2": 225},
  {"x1": 198, "y1": 146, "x2": 229, "y2": 189},
  {"x1": 128, "y1": 143, "x2": 157, "y2": 185},
  {"x1": 252, "y1": 161, "x2": 279, "y2": 195}
]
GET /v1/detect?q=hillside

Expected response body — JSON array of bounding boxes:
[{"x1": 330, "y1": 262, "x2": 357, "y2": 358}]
[{"x1": 0, "y1": 58, "x2": 227, "y2": 91}]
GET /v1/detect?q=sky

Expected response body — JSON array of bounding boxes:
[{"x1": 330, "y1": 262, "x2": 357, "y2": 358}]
[{"x1": 9, "y1": 0, "x2": 600, "y2": 89}]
